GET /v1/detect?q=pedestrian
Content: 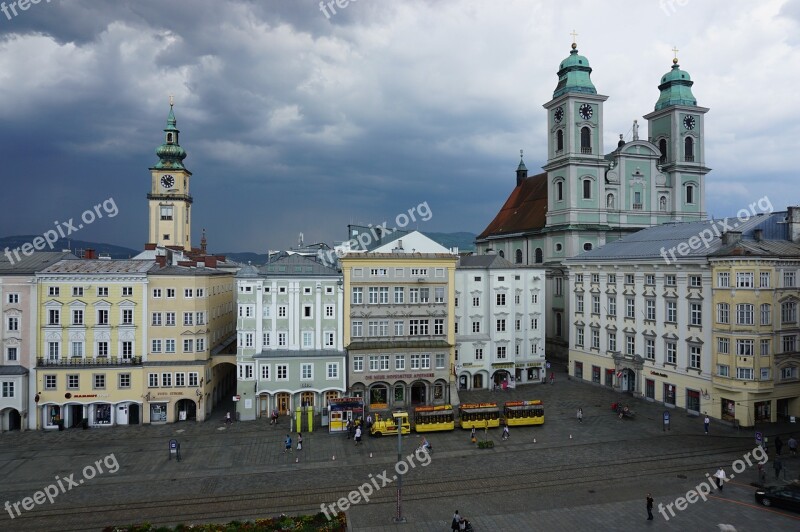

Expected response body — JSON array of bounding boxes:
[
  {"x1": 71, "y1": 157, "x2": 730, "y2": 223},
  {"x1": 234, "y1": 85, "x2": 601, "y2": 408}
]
[
  {"x1": 550, "y1": 372, "x2": 555, "y2": 385},
  {"x1": 646, "y1": 493, "x2": 654, "y2": 520},
  {"x1": 470, "y1": 426, "x2": 476, "y2": 443},
  {"x1": 225, "y1": 412, "x2": 232, "y2": 426},
  {"x1": 775, "y1": 435, "x2": 783, "y2": 456},
  {"x1": 271, "y1": 408, "x2": 279, "y2": 426},
  {"x1": 284, "y1": 434, "x2": 292, "y2": 453},
  {"x1": 458, "y1": 516, "x2": 467, "y2": 531},
  {"x1": 714, "y1": 467, "x2": 727, "y2": 491},
  {"x1": 577, "y1": 408, "x2": 583, "y2": 423},
  {"x1": 502, "y1": 424, "x2": 510, "y2": 441},
  {"x1": 366, "y1": 414, "x2": 373, "y2": 431},
  {"x1": 354, "y1": 425, "x2": 362, "y2": 445},
  {"x1": 774, "y1": 457, "x2": 783, "y2": 479},
  {"x1": 346, "y1": 419, "x2": 353, "y2": 440},
  {"x1": 451, "y1": 510, "x2": 460, "y2": 531},
  {"x1": 789, "y1": 436, "x2": 798, "y2": 456},
  {"x1": 704, "y1": 414, "x2": 710, "y2": 435},
  {"x1": 297, "y1": 432, "x2": 303, "y2": 451}
]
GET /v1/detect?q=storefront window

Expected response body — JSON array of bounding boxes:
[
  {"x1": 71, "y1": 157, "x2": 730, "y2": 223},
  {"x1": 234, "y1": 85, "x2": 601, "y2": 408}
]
[
  {"x1": 95, "y1": 404, "x2": 111, "y2": 425},
  {"x1": 663, "y1": 383, "x2": 675, "y2": 405},
  {"x1": 150, "y1": 403, "x2": 167, "y2": 423},
  {"x1": 47, "y1": 405, "x2": 61, "y2": 426},
  {"x1": 574, "y1": 361, "x2": 583, "y2": 379},
  {"x1": 686, "y1": 390, "x2": 700, "y2": 413},
  {"x1": 370, "y1": 386, "x2": 387, "y2": 405},
  {"x1": 755, "y1": 401, "x2": 771, "y2": 422},
  {"x1": 605, "y1": 369, "x2": 614, "y2": 387},
  {"x1": 721, "y1": 398, "x2": 735, "y2": 421},
  {"x1": 394, "y1": 385, "x2": 404, "y2": 402},
  {"x1": 433, "y1": 384, "x2": 443, "y2": 400},
  {"x1": 645, "y1": 379, "x2": 655, "y2": 399},
  {"x1": 592, "y1": 366, "x2": 601, "y2": 383}
]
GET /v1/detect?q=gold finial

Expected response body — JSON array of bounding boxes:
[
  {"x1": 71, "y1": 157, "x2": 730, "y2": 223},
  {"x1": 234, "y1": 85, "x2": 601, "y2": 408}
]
[
  {"x1": 672, "y1": 46, "x2": 679, "y2": 64},
  {"x1": 570, "y1": 29, "x2": 578, "y2": 48},
  {"x1": 169, "y1": 94, "x2": 174, "y2": 107},
  {"x1": 520, "y1": 149, "x2": 524, "y2": 159}
]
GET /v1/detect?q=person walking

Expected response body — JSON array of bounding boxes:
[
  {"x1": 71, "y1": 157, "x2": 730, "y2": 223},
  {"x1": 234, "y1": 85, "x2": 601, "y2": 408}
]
[
  {"x1": 284, "y1": 434, "x2": 292, "y2": 454},
  {"x1": 346, "y1": 418, "x2": 353, "y2": 440},
  {"x1": 354, "y1": 425, "x2": 362, "y2": 445},
  {"x1": 502, "y1": 424, "x2": 510, "y2": 441},
  {"x1": 646, "y1": 493, "x2": 654, "y2": 520},
  {"x1": 704, "y1": 414, "x2": 710, "y2": 435},
  {"x1": 296, "y1": 432, "x2": 303, "y2": 451},
  {"x1": 775, "y1": 435, "x2": 783, "y2": 456},
  {"x1": 451, "y1": 510, "x2": 460, "y2": 531},
  {"x1": 789, "y1": 436, "x2": 798, "y2": 456},
  {"x1": 714, "y1": 467, "x2": 727, "y2": 491},
  {"x1": 774, "y1": 457, "x2": 783, "y2": 479},
  {"x1": 470, "y1": 426, "x2": 476, "y2": 443},
  {"x1": 549, "y1": 372, "x2": 555, "y2": 385},
  {"x1": 577, "y1": 408, "x2": 583, "y2": 423},
  {"x1": 225, "y1": 412, "x2": 232, "y2": 427}
]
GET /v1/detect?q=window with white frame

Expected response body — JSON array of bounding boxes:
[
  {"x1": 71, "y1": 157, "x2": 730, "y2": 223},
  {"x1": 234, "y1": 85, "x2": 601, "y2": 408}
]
[
  {"x1": 760, "y1": 271, "x2": 770, "y2": 288},
  {"x1": 368, "y1": 287, "x2": 379, "y2": 304},
  {"x1": 665, "y1": 274, "x2": 676, "y2": 286},
  {"x1": 785, "y1": 271, "x2": 797, "y2": 288},
  {"x1": 435, "y1": 353, "x2": 445, "y2": 368},
  {"x1": 301, "y1": 363, "x2": 312, "y2": 380},
  {"x1": 576, "y1": 327, "x2": 584, "y2": 346},
  {"x1": 736, "y1": 339, "x2": 754, "y2": 356},
  {"x1": 67, "y1": 374, "x2": 79, "y2": 389},
  {"x1": 165, "y1": 339, "x2": 175, "y2": 353},
  {"x1": 278, "y1": 332, "x2": 287, "y2": 346},
  {"x1": 645, "y1": 299, "x2": 656, "y2": 321},
  {"x1": 173, "y1": 373, "x2": 184, "y2": 387},
  {"x1": 278, "y1": 306, "x2": 287, "y2": 318},
  {"x1": 736, "y1": 304, "x2": 754, "y2": 325},
  {"x1": 761, "y1": 304, "x2": 772, "y2": 325},
  {"x1": 475, "y1": 348, "x2": 483, "y2": 360},
  {"x1": 608, "y1": 332, "x2": 616, "y2": 352},
  {"x1": 165, "y1": 312, "x2": 175, "y2": 326},
  {"x1": 736, "y1": 272, "x2": 754, "y2": 288},
  {"x1": 395, "y1": 355, "x2": 405, "y2": 370},
  {"x1": 690, "y1": 303, "x2": 702, "y2": 326},
  {"x1": 260, "y1": 364, "x2": 270, "y2": 380},
  {"x1": 238, "y1": 364, "x2": 254, "y2": 379},
  {"x1": 761, "y1": 339, "x2": 770, "y2": 356},
  {"x1": 689, "y1": 275, "x2": 702, "y2": 288},
  {"x1": 645, "y1": 338, "x2": 655, "y2": 360},
  {"x1": 576, "y1": 295, "x2": 584, "y2": 313},
  {"x1": 7, "y1": 347, "x2": 17, "y2": 361},
  {"x1": 324, "y1": 332, "x2": 334, "y2": 347},
  {"x1": 496, "y1": 346, "x2": 507, "y2": 359},
  {"x1": 496, "y1": 319, "x2": 506, "y2": 332},
  {"x1": 591, "y1": 329, "x2": 600, "y2": 349},
  {"x1": 7, "y1": 293, "x2": 19, "y2": 304},
  {"x1": 592, "y1": 295, "x2": 601, "y2": 314},
  {"x1": 626, "y1": 335, "x2": 635, "y2": 355},
  {"x1": 379, "y1": 287, "x2": 389, "y2": 304},
  {"x1": 353, "y1": 356, "x2": 364, "y2": 372},
  {"x1": 352, "y1": 321, "x2": 363, "y2": 337},
  {"x1": 717, "y1": 364, "x2": 729, "y2": 377},
  {"x1": 379, "y1": 355, "x2": 389, "y2": 370},
  {"x1": 183, "y1": 339, "x2": 194, "y2": 352},
  {"x1": 189, "y1": 373, "x2": 199, "y2": 386},
  {"x1": 626, "y1": 298, "x2": 635, "y2": 319},
  {"x1": 736, "y1": 367, "x2": 754, "y2": 380},
  {"x1": 608, "y1": 296, "x2": 616, "y2": 316},
  {"x1": 665, "y1": 300, "x2": 676, "y2": 323},
  {"x1": 689, "y1": 346, "x2": 701, "y2": 369},
  {"x1": 666, "y1": 342, "x2": 676, "y2": 364},
  {"x1": 394, "y1": 287, "x2": 404, "y2": 304},
  {"x1": 302, "y1": 331, "x2": 313, "y2": 348},
  {"x1": 435, "y1": 287, "x2": 444, "y2": 303},
  {"x1": 718, "y1": 337, "x2": 729, "y2": 354},
  {"x1": 325, "y1": 305, "x2": 334, "y2": 318},
  {"x1": 94, "y1": 374, "x2": 106, "y2": 389},
  {"x1": 717, "y1": 303, "x2": 729, "y2": 324},
  {"x1": 327, "y1": 363, "x2": 338, "y2": 379},
  {"x1": 717, "y1": 272, "x2": 729, "y2": 288}
]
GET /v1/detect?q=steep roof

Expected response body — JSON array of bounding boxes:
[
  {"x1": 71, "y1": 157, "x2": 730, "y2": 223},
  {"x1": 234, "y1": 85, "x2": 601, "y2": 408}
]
[
  {"x1": 477, "y1": 172, "x2": 548, "y2": 240},
  {"x1": 458, "y1": 254, "x2": 517, "y2": 269},
  {"x1": 0, "y1": 251, "x2": 78, "y2": 275}
]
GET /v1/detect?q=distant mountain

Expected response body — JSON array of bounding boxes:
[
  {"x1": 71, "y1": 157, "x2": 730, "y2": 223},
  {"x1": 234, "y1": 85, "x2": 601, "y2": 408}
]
[
  {"x1": 0, "y1": 236, "x2": 139, "y2": 259},
  {"x1": 424, "y1": 231, "x2": 476, "y2": 251},
  {"x1": 221, "y1": 252, "x2": 269, "y2": 264}
]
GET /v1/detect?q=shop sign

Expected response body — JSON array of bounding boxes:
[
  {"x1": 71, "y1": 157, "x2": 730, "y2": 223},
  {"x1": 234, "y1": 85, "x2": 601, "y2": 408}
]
[
  {"x1": 364, "y1": 373, "x2": 435, "y2": 381},
  {"x1": 650, "y1": 371, "x2": 668, "y2": 378},
  {"x1": 491, "y1": 363, "x2": 515, "y2": 369}
]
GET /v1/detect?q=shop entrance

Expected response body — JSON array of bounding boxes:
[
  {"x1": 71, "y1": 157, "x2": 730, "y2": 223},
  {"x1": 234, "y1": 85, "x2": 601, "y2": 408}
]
[
  {"x1": 176, "y1": 399, "x2": 197, "y2": 421},
  {"x1": 276, "y1": 393, "x2": 290, "y2": 415}
]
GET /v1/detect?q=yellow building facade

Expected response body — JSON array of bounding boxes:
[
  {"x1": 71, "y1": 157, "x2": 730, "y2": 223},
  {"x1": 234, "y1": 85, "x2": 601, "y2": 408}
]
[
  {"x1": 34, "y1": 260, "x2": 152, "y2": 429},
  {"x1": 710, "y1": 253, "x2": 800, "y2": 426},
  {"x1": 144, "y1": 266, "x2": 236, "y2": 423}
]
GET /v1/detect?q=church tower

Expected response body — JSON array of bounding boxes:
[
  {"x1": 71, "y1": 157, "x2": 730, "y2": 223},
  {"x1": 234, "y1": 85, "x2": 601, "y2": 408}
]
[
  {"x1": 643, "y1": 52, "x2": 709, "y2": 220},
  {"x1": 147, "y1": 100, "x2": 193, "y2": 251}
]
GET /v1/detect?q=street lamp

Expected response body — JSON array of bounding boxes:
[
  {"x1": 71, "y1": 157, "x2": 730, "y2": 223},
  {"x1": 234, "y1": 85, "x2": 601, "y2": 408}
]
[{"x1": 392, "y1": 410, "x2": 408, "y2": 523}]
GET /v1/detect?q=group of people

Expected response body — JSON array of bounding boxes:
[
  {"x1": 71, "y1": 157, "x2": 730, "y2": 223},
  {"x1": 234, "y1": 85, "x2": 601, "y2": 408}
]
[
  {"x1": 345, "y1": 416, "x2": 368, "y2": 444},
  {"x1": 451, "y1": 510, "x2": 472, "y2": 531},
  {"x1": 284, "y1": 432, "x2": 303, "y2": 453}
]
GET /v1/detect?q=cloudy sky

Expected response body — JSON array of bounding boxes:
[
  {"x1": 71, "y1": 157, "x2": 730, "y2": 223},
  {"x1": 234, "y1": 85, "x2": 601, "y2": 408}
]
[{"x1": 1, "y1": 0, "x2": 798, "y2": 253}]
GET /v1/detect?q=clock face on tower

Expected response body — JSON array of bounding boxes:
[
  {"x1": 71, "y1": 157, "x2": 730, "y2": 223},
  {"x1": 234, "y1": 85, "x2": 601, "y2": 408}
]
[
  {"x1": 579, "y1": 103, "x2": 593, "y2": 120},
  {"x1": 683, "y1": 115, "x2": 696, "y2": 130},
  {"x1": 161, "y1": 175, "x2": 175, "y2": 189},
  {"x1": 554, "y1": 106, "x2": 564, "y2": 123}
]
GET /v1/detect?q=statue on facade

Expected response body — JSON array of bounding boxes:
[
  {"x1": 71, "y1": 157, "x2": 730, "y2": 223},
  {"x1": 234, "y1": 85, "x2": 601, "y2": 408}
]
[{"x1": 632, "y1": 120, "x2": 639, "y2": 141}]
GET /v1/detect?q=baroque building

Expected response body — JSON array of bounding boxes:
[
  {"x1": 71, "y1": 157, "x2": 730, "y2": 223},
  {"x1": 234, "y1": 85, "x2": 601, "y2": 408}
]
[{"x1": 476, "y1": 43, "x2": 709, "y2": 359}]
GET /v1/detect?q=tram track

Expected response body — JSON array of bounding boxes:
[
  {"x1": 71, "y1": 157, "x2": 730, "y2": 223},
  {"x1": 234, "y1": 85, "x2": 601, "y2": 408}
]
[{"x1": 11, "y1": 439, "x2": 754, "y2": 531}]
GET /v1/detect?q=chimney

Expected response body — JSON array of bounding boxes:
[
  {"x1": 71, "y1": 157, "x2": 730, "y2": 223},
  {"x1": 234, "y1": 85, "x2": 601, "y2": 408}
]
[
  {"x1": 789, "y1": 206, "x2": 800, "y2": 243},
  {"x1": 144, "y1": 243, "x2": 157, "y2": 251},
  {"x1": 204, "y1": 256, "x2": 218, "y2": 268},
  {"x1": 392, "y1": 239, "x2": 405, "y2": 253},
  {"x1": 84, "y1": 248, "x2": 96, "y2": 260},
  {"x1": 721, "y1": 231, "x2": 742, "y2": 246}
]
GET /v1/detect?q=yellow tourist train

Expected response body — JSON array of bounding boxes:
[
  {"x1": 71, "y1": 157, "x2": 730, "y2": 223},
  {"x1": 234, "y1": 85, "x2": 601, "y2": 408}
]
[
  {"x1": 503, "y1": 400, "x2": 545, "y2": 426},
  {"x1": 369, "y1": 411, "x2": 411, "y2": 436},
  {"x1": 458, "y1": 402, "x2": 501, "y2": 429},
  {"x1": 413, "y1": 405, "x2": 456, "y2": 432}
]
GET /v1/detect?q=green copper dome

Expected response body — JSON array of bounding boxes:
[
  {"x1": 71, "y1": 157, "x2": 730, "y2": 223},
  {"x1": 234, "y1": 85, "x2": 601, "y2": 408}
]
[
  {"x1": 553, "y1": 43, "x2": 597, "y2": 98},
  {"x1": 654, "y1": 59, "x2": 697, "y2": 111},
  {"x1": 154, "y1": 104, "x2": 187, "y2": 170}
]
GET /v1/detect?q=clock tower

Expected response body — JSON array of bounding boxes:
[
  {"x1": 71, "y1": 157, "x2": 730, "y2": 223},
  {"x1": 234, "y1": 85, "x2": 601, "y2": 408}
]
[{"x1": 147, "y1": 100, "x2": 193, "y2": 251}]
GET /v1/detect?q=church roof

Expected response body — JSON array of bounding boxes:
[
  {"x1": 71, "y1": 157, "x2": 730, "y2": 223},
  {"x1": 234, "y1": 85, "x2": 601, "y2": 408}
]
[
  {"x1": 654, "y1": 59, "x2": 697, "y2": 111},
  {"x1": 476, "y1": 172, "x2": 548, "y2": 241}
]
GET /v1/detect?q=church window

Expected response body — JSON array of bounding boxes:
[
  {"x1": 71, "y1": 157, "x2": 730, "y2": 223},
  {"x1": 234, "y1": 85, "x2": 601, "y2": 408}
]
[
  {"x1": 167, "y1": 133, "x2": 173, "y2": 143},
  {"x1": 534, "y1": 248, "x2": 543, "y2": 264},
  {"x1": 556, "y1": 130, "x2": 564, "y2": 152},
  {"x1": 580, "y1": 127, "x2": 591, "y2": 154},
  {"x1": 515, "y1": 249, "x2": 523, "y2": 264},
  {"x1": 686, "y1": 185, "x2": 695, "y2": 205},
  {"x1": 658, "y1": 139, "x2": 667, "y2": 163},
  {"x1": 555, "y1": 180, "x2": 564, "y2": 201},
  {"x1": 684, "y1": 137, "x2": 694, "y2": 161},
  {"x1": 633, "y1": 191, "x2": 642, "y2": 210},
  {"x1": 583, "y1": 179, "x2": 591, "y2": 199}
]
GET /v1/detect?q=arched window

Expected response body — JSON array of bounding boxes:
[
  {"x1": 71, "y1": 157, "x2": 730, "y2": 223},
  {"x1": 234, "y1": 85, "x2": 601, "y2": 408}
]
[
  {"x1": 534, "y1": 248, "x2": 543, "y2": 263},
  {"x1": 684, "y1": 137, "x2": 694, "y2": 161},
  {"x1": 555, "y1": 180, "x2": 564, "y2": 201},
  {"x1": 556, "y1": 130, "x2": 564, "y2": 152},
  {"x1": 607, "y1": 194, "x2": 615, "y2": 209},
  {"x1": 515, "y1": 249, "x2": 523, "y2": 264},
  {"x1": 686, "y1": 184, "x2": 695, "y2": 205},
  {"x1": 498, "y1": 250, "x2": 505, "y2": 258},
  {"x1": 659, "y1": 139, "x2": 667, "y2": 163},
  {"x1": 555, "y1": 312, "x2": 563, "y2": 338},
  {"x1": 580, "y1": 127, "x2": 591, "y2": 153},
  {"x1": 167, "y1": 133, "x2": 173, "y2": 143},
  {"x1": 583, "y1": 179, "x2": 591, "y2": 199}
]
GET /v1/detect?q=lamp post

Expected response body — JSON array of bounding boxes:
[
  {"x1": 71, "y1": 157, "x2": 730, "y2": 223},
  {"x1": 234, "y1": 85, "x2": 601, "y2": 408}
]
[{"x1": 392, "y1": 410, "x2": 407, "y2": 523}]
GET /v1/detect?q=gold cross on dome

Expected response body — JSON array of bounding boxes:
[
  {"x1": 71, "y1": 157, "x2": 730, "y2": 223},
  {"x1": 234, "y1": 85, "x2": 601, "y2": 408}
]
[
  {"x1": 169, "y1": 94, "x2": 174, "y2": 107},
  {"x1": 672, "y1": 46, "x2": 679, "y2": 60},
  {"x1": 570, "y1": 30, "x2": 578, "y2": 44}
]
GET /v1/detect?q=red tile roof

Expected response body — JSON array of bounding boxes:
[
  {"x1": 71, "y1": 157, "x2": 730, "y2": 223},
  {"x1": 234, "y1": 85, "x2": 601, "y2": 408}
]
[{"x1": 477, "y1": 172, "x2": 548, "y2": 240}]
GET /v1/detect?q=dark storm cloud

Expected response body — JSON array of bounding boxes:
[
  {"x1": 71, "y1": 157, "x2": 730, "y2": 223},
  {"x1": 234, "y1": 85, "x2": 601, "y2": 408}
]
[{"x1": 0, "y1": 0, "x2": 797, "y2": 252}]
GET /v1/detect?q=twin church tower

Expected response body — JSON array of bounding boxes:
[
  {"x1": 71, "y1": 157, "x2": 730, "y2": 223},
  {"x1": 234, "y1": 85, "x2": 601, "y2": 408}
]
[{"x1": 476, "y1": 41, "x2": 711, "y2": 354}]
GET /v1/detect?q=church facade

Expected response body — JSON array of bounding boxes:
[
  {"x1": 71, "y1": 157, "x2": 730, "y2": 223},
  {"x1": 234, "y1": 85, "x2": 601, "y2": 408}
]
[{"x1": 476, "y1": 43, "x2": 710, "y2": 359}]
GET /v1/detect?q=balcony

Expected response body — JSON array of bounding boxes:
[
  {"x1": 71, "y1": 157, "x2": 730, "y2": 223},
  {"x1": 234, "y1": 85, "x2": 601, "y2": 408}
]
[
  {"x1": 581, "y1": 147, "x2": 592, "y2": 154},
  {"x1": 37, "y1": 356, "x2": 143, "y2": 367}
]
